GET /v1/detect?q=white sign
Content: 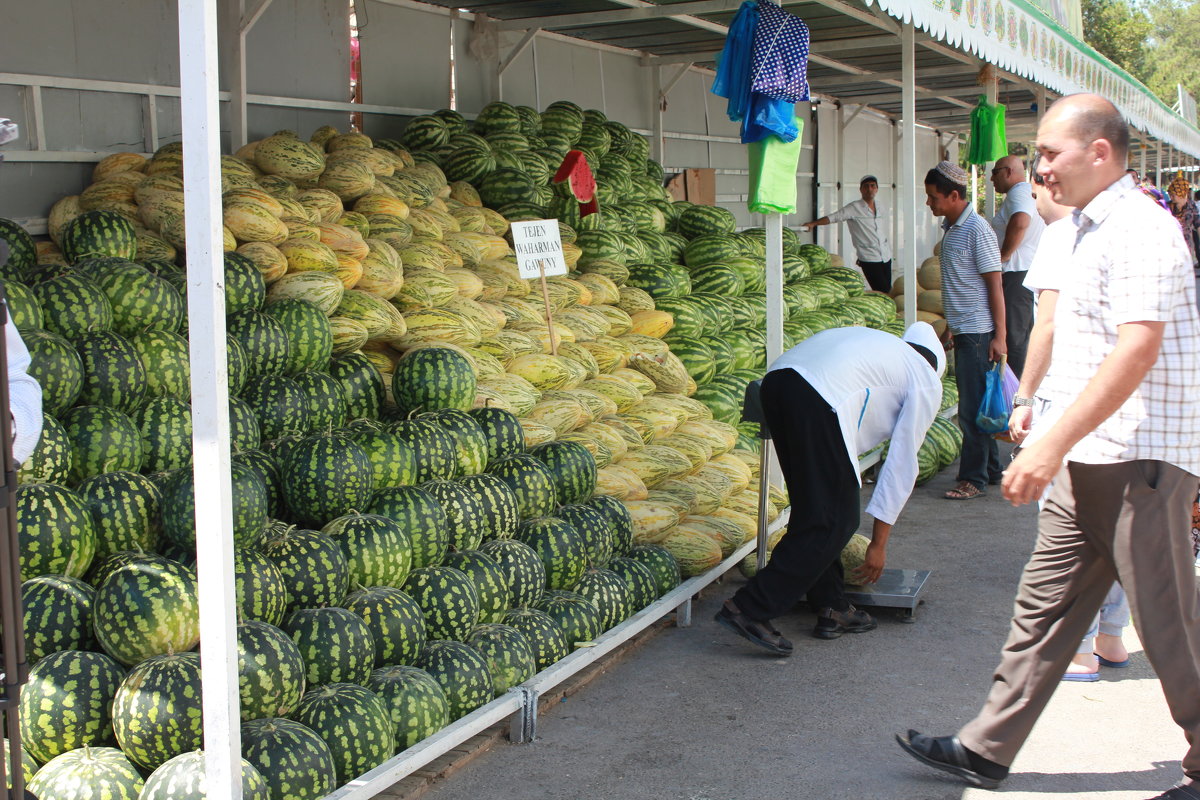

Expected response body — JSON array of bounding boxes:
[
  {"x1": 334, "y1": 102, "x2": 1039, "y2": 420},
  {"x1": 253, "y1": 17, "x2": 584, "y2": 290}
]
[{"x1": 511, "y1": 219, "x2": 569, "y2": 280}]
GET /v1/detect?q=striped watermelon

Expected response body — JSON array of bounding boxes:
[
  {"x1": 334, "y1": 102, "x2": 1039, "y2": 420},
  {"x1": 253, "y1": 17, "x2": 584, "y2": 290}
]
[
  {"x1": 241, "y1": 374, "x2": 313, "y2": 440},
  {"x1": 238, "y1": 620, "x2": 307, "y2": 720},
  {"x1": 343, "y1": 419, "x2": 418, "y2": 488},
  {"x1": 529, "y1": 441, "x2": 597, "y2": 505},
  {"x1": 365, "y1": 665, "x2": 450, "y2": 751},
  {"x1": 514, "y1": 517, "x2": 588, "y2": 592},
  {"x1": 74, "y1": 330, "x2": 146, "y2": 414},
  {"x1": 93, "y1": 554, "x2": 200, "y2": 666},
  {"x1": 18, "y1": 412, "x2": 73, "y2": 485},
  {"x1": 344, "y1": 586, "x2": 427, "y2": 667},
  {"x1": 139, "y1": 750, "x2": 270, "y2": 800},
  {"x1": 586, "y1": 494, "x2": 635, "y2": 558},
  {"x1": 414, "y1": 640, "x2": 494, "y2": 721},
  {"x1": 224, "y1": 251, "x2": 268, "y2": 314},
  {"x1": 86, "y1": 260, "x2": 184, "y2": 336},
  {"x1": 486, "y1": 454, "x2": 558, "y2": 519},
  {"x1": 557, "y1": 503, "x2": 613, "y2": 569},
  {"x1": 26, "y1": 746, "x2": 143, "y2": 800},
  {"x1": 227, "y1": 333, "x2": 251, "y2": 396},
  {"x1": 422, "y1": 479, "x2": 487, "y2": 552},
  {"x1": 458, "y1": 473, "x2": 520, "y2": 541},
  {"x1": 292, "y1": 369, "x2": 349, "y2": 433},
  {"x1": 423, "y1": 409, "x2": 488, "y2": 477},
  {"x1": 161, "y1": 460, "x2": 268, "y2": 550},
  {"x1": 133, "y1": 395, "x2": 192, "y2": 472},
  {"x1": 467, "y1": 406, "x2": 525, "y2": 467},
  {"x1": 23, "y1": 329, "x2": 85, "y2": 416},
  {"x1": 535, "y1": 590, "x2": 602, "y2": 648},
  {"x1": 479, "y1": 539, "x2": 546, "y2": 608},
  {"x1": 501, "y1": 607, "x2": 568, "y2": 671},
  {"x1": 629, "y1": 544, "x2": 681, "y2": 597},
  {"x1": 111, "y1": 651, "x2": 203, "y2": 770},
  {"x1": 390, "y1": 418, "x2": 458, "y2": 482},
  {"x1": 0, "y1": 218, "x2": 36, "y2": 280},
  {"x1": 392, "y1": 347, "x2": 477, "y2": 414},
  {"x1": 76, "y1": 470, "x2": 162, "y2": 560},
  {"x1": 15, "y1": 483, "x2": 97, "y2": 581},
  {"x1": 284, "y1": 607, "x2": 376, "y2": 687},
  {"x1": 290, "y1": 683, "x2": 395, "y2": 785},
  {"x1": 327, "y1": 352, "x2": 384, "y2": 421},
  {"x1": 61, "y1": 210, "x2": 137, "y2": 263},
  {"x1": 263, "y1": 298, "x2": 333, "y2": 375},
  {"x1": 21, "y1": 574, "x2": 95, "y2": 663},
  {"x1": 321, "y1": 512, "x2": 413, "y2": 589},
  {"x1": 366, "y1": 486, "x2": 449, "y2": 570},
  {"x1": 3, "y1": 280, "x2": 42, "y2": 334},
  {"x1": 240, "y1": 717, "x2": 338, "y2": 800},
  {"x1": 60, "y1": 404, "x2": 142, "y2": 484},
  {"x1": 402, "y1": 566, "x2": 480, "y2": 641},
  {"x1": 233, "y1": 547, "x2": 289, "y2": 627},
  {"x1": 33, "y1": 273, "x2": 114, "y2": 339},
  {"x1": 19, "y1": 649, "x2": 126, "y2": 763},
  {"x1": 443, "y1": 550, "x2": 511, "y2": 624},
  {"x1": 228, "y1": 396, "x2": 264, "y2": 452},
  {"x1": 258, "y1": 525, "x2": 350, "y2": 612},
  {"x1": 607, "y1": 555, "x2": 659, "y2": 610},
  {"x1": 227, "y1": 310, "x2": 291, "y2": 380},
  {"x1": 279, "y1": 432, "x2": 374, "y2": 527},
  {"x1": 130, "y1": 329, "x2": 190, "y2": 402},
  {"x1": 465, "y1": 623, "x2": 535, "y2": 696},
  {"x1": 573, "y1": 568, "x2": 634, "y2": 631},
  {"x1": 234, "y1": 448, "x2": 283, "y2": 517}
]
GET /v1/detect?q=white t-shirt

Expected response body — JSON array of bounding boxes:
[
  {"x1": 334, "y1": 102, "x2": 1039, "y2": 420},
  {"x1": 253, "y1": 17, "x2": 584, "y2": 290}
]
[
  {"x1": 991, "y1": 181, "x2": 1046, "y2": 273},
  {"x1": 1023, "y1": 216, "x2": 1074, "y2": 294}
]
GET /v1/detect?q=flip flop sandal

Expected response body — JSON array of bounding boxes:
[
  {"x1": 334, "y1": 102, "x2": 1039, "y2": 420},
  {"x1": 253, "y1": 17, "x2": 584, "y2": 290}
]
[
  {"x1": 944, "y1": 483, "x2": 985, "y2": 500},
  {"x1": 714, "y1": 602, "x2": 792, "y2": 656},
  {"x1": 1061, "y1": 671, "x2": 1100, "y2": 682},
  {"x1": 1096, "y1": 654, "x2": 1131, "y2": 668}
]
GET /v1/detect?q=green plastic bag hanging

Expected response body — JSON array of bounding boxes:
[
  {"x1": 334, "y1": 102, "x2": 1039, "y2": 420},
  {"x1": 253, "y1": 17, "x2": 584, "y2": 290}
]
[
  {"x1": 748, "y1": 117, "x2": 805, "y2": 214},
  {"x1": 968, "y1": 97, "x2": 1008, "y2": 165}
]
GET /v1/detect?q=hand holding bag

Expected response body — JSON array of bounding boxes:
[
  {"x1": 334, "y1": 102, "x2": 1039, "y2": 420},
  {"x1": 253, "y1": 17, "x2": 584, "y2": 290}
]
[{"x1": 976, "y1": 357, "x2": 1010, "y2": 434}]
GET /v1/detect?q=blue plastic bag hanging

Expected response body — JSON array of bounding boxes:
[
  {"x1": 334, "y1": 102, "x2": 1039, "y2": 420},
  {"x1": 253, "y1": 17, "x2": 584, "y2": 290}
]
[{"x1": 976, "y1": 358, "x2": 1010, "y2": 434}]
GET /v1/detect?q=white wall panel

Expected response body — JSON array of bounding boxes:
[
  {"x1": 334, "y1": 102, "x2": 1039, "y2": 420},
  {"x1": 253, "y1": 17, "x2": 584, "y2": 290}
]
[{"x1": 361, "y1": 2, "x2": 452, "y2": 112}]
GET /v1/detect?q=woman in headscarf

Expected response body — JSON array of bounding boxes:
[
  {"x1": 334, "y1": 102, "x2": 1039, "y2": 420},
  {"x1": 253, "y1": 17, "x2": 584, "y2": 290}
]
[{"x1": 1167, "y1": 171, "x2": 1199, "y2": 265}]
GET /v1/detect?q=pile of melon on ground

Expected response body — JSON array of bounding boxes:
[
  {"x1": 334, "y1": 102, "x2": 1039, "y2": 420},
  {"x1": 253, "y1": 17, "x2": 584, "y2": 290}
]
[
  {"x1": 889, "y1": 245, "x2": 947, "y2": 337},
  {"x1": 0, "y1": 102, "x2": 813, "y2": 799}
]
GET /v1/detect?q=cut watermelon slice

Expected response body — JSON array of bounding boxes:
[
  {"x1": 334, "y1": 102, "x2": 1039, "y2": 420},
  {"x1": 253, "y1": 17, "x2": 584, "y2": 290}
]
[{"x1": 553, "y1": 150, "x2": 597, "y2": 205}]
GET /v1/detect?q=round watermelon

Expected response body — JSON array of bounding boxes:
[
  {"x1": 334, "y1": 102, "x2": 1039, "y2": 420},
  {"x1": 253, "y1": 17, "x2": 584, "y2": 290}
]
[
  {"x1": 293, "y1": 369, "x2": 349, "y2": 433},
  {"x1": 279, "y1": 432, "x2": 374, "y2": 527},
  {"x1": 390, "y1": 418, "x2": 458, "y2": 483},
  {"x1": 19, "y1": 649, "x2": 126, "y2": 763},
  {"x1": 139, "y1": 750, "x2": 270, "y2": 800},
  {"x1": 240, "y1": 374, "x2": 313, "y2": 441},
  {"x1": 238, "y1": 620, "x2": 307, "y2": 721},
  {"x1": 343, "y1": 586, "x2": 426, "y2": 667},
  {"x1": 130, "y1": 329, "x2": 190, "y2": 402},
  {"x1": 76, "y1": 470, "x2": 162, "y2": 561},
  {"x1": 16, "y1": 483, "x2": 96, "y2": 581},
  {"x1": 27, "y1": 746, "x2": 143, "y2": 800},
  {"x1": 366, "y1": 486, "x2": 449, "y2": 570},
  {"x1": 284, "y1": 607, "x2": 375, "y2": 688},
  {"x1": 61, "y1": 210, "x2": 137, "y2": 263},
  {"x1": 33, "y1": 273, "x2": 114, "y2": 340},
  {"x1": 534, "y1": 590, "x2": 602, "y2": 649},
  {"x1": 572, "y1": 567, "x2": 634, "y2": 631},
  {"x1": 556, "y1": 503, "x2": 612, "y2": 569},
  {"x1": 629, "y1": 544, "x2": 681, "y2": 597},
  {"x1": 421, "y1": 479, "x2": 487, "y2": 552},
  {"x1": 342, "y1": 419, "x2": 418, "y2": 489},
  {"x1": 160, "y1": 460, "x2": 268, "y2": 550},
  {"x1": 465, "y1": 623, "x2": 535, "y2": 696},
  {"x1": 258, "y1": 525, "x2": 350, "y2": 612},
  {"x1": 111, "y1": 651, "x2": 203, "y2": 771},
  {"x1": 93, "y1": 554, "x2": 200, "y2": 667},
  {"x1": 240, "y1": 717, "x2": 337, "y2": 800},
  {"x1": 422, "y1": 409, "x2": 488, "y2": 477},
  {"x1": 321, "y1": 512, "x2": 413, "y2": 589},
  {"x1": 133, "y1": 396, "x2": 193, "y2": 474},
  {"x1": 263, "y1": 297, "x2": 333, "y2": 375},
  {"x1": 289, "y1": 682, "x2": 395, "y2": 786},
  {"x1": 86, "y1": 260, "x2": 184, "y2": 337},
  {"x1": 365, "y1": 664, "x2": 450, "y2": 751},
  {"x1": 21, "y1": 574, "x2": 96, "y2": 662},
  {"x1": 73, "y1": 330, "x2": 146, "y2": 414},
  {"x1": 414, "y1": 640, "x2": 494, "y2": 721},
  {"x1": 17, "y1": 412, "x2": 73, "y2": 485},
  {"x1": 392, "y1": 346, "x2": 477, "y2": 414},
  {"x1": 233, "y1": 547, "x2": 289, "y2": 627},
  {"x1": 515, "y1": 517, "x2": 588, "y2": 592},
  {"x1": 529, "y1": 440, "x2": 597, "y2": 505},
  {"x1": 59, "y1": 404, "x2": 142, "y2": 485},
  {"x1": 327, "y1": 352, "x2": 384, "y2": 421},
  {"x1": 501, "y1": 607, "x2": 569, "y2": 671},
  {"x1": 23, "y1": 328, "x2": 85, "y2": 416},
  {"x1": 468, "y1": 406, "x2": 524, "y2": 467},
  {"x1": 457, "y1": 473, "x2": 520, "y2": 541},
  {"x1": 607, "y1": 555, "x2": 659, "y2": 611},
  {"x1": 486, "y1": 454, "x2": 557, "y2": 519},
  {"x1": 402, "y1": 566, "x2": 480, "y2": 642}
]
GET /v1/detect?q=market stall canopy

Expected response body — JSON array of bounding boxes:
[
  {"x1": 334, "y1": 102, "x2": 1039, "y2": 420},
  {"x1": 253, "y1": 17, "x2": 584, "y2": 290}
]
[{"x1": 410, "y1": 0, "x2": 1200, "y2": 154}]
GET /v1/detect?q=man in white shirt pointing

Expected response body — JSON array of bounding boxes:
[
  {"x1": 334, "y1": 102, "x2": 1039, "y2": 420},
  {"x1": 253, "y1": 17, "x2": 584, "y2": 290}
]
[
  {"x1": 715, "y1": 323, "x2": 944, "y2": 654},
  {"x1": 802, "y1": 175, "x2": 893, "y2": 292}
]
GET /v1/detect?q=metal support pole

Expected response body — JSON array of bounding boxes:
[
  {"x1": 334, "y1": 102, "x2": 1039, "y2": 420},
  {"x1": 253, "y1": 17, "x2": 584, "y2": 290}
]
[
  {"x1": 225, "y1": 0, "x2": 248, "y2": 150},
  {"x1": 835, "y1": 102, "x2": 846, "y2": 257},
  {"x1": 675, "y1": 598, "x2": 693, "y2": 627},
  {"x1": 178, "y1": 0, "x2": 241, "y2": 797},
  {"x1": 651, "y1": 67, "x2": 665, "y2": 163},
  {"x1": 1156, "y1": 143, "x2": 1163, "y2": 188},
  {"x1": 754, "y1": 448, "x2": 773, "y2": 571},
  {"x1": 901, "y1": 22, "x2": 917, "y2": 328}
]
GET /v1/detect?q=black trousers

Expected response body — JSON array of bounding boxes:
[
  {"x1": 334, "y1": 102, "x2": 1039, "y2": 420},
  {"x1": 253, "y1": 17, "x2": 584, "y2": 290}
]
[
  {"x1": 732, "y1": 369, "x2": 862, "y2": 621},
  {"x1": 1002, "y1": 271, "x2": 1034, "y2": 378},
  {"x1": 858, "y1": 259, "x2": 893, "y2": 293}
]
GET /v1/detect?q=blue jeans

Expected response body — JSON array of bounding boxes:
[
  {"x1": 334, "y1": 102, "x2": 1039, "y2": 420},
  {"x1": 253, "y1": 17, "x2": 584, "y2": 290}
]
[
  {"x1": 1076, "y1": 582, "x2": 1130, "y2": 654},
  {"x1": 954, "y1": 331, "x2": 1001, "y2": 491}
]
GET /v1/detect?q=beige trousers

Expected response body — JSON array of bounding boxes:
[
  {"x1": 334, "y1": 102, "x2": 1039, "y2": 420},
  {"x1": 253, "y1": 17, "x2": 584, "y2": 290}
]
[{"x1": 958, "y1": 460, "x2": 1200, "y2": 782}]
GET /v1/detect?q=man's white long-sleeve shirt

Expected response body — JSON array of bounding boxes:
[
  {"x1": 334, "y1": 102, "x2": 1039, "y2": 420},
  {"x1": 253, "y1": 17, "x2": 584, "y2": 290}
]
[
  {"x1": 7, "y1": 318, "x2": 42, "y2": 465},
  {"x1": 768, "y1": 327, "x2": 942, "y2": 525}
]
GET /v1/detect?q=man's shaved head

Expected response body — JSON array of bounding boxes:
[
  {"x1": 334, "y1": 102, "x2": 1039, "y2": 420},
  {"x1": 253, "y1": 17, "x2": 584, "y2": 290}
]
[
  {"x1": 995, "y1": 154, "x2": 1025, "y2": 173},
  {"x1": 1043, "y1": 94, "x2": 1129, "y2": 158}
]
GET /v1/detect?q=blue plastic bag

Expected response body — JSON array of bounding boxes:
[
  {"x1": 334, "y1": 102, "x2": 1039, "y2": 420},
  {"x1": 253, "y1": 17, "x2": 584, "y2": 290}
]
[{"x1": 976, "y1": 359, "x2": 1010, "y2": 434}]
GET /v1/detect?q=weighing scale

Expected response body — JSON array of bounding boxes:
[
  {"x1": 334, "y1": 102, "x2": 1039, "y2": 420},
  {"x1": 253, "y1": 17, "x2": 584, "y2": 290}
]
[{"x1": 741, "y1": 379, "x2": 932, "y2": 621}]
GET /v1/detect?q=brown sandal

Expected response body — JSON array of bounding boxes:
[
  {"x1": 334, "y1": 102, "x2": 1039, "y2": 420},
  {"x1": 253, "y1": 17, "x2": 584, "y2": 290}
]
[
  {"x1": 714, "y1": 600, "x2": 793, "y2": 655},
  {"x1": 944, "y1": 481, "x2": 985, "y2": 500}
]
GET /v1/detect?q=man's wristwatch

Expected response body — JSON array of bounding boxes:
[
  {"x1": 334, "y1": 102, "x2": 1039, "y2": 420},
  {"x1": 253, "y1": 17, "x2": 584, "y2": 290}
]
[{"x1": 1012, "y1": 396, "x2": 1034, "y2": 408}]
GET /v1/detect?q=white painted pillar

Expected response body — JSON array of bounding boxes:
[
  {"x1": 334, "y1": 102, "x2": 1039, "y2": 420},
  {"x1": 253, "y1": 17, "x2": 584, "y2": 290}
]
[
  {"x1": 1156, "y1": 142, "x2": 1163, "y2": 189},
  {"x1": 765, "y1": 215, "x2": 785, "y2": 365},
  {"x1": 901, "y1": 22, "x2": 917, "y2": 327},
  {"x1": 652, "y1": 67, "x2": 665, "y2": 164},
  {"x1": 178, "y1": 0, "x2": 242, "y2": 796},
  {"x1": 984, "y1": 73, "x2": 998, "y2": 218}
]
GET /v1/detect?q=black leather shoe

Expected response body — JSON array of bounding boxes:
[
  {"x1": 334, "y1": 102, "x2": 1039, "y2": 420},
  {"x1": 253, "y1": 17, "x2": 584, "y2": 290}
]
[
  {"x1": 714, "y1": 600, "x2": 793, "y2": 655},
  {"x1": 1143, "y1": 785, "x2": 1200, "y2": 800},
  {"x1": 895, "y1": 730, "x2": 1006, "y2": 789},
  {"x1": 813, "y1": 605, "x2": 876, "y2": 639}
]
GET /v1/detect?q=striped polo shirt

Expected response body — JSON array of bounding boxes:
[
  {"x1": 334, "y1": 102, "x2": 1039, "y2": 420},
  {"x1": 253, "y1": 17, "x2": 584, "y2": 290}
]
[{"x1": 939, "y1": 204, "x2": 1002, "y2": 334}]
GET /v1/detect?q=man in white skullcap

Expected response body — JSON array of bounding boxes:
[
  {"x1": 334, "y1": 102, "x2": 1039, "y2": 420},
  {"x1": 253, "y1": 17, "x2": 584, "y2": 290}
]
[
  {"x1": 802, "y1": 174, "x2": 893, "y2": 292},
  {"x1": 923, "y1": 160, "x2": 1006, "y2": 501},
  {"x1": 714, "y1": 323, "x2": 945, "y2": 654}
]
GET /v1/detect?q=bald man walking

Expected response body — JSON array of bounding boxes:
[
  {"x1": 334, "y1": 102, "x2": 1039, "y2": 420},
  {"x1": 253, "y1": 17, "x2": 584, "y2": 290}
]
[
  {"x1": 990, "y1": 154, "x2": 1044, "y2": 377},
  {"x1": 897, "y1": 94, "x2": 1200, "y2": 800}
]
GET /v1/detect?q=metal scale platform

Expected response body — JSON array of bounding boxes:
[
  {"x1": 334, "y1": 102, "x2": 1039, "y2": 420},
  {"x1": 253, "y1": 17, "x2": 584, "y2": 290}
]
[{"x1": 742, "y1": 380, "x2": 933, "y2": 621}]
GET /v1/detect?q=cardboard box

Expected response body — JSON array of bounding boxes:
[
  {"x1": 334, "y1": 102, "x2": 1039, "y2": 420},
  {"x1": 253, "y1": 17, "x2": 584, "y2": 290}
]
[{"x1": 664, "y1": 168, "x2": 717, "y2": 205}]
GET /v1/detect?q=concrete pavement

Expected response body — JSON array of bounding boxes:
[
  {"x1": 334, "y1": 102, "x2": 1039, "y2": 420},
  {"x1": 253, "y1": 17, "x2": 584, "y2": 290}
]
[{"x1": 416, "y1": 464, "x2": 1194, "y2": 800}]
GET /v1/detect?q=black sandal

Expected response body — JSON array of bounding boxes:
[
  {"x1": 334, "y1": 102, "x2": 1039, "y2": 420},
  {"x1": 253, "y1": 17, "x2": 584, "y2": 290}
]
[
  {"x1": 1144, "y1": 786, "x2": 1200, "y2": 800},
  {"x1": 714, "y1": 600, "x2": 793, "y2": 656},
  {"x1": 895, "y1": 730, "x2": 1006, "y2": 789}
]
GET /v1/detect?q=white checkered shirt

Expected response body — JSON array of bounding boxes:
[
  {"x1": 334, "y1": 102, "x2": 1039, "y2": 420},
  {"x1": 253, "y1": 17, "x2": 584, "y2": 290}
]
[{"x1": 1040, "y1": 174, "x2": 1200, "y2": 475}]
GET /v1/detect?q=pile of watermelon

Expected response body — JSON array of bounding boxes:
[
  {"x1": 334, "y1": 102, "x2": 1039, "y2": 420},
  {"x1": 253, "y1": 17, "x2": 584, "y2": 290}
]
[{"x1": 0, "y1": 95, "x2": 948, "y2": 798}]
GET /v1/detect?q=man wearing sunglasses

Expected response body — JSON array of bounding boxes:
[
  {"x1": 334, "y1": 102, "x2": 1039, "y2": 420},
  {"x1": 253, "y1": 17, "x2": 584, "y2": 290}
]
[
  {"x1": 989, "y1": 155, "x2": 1045, "y2": 378},
  {"x1": 897, "y1": 93, "x2": 1200, "y2": 800}
]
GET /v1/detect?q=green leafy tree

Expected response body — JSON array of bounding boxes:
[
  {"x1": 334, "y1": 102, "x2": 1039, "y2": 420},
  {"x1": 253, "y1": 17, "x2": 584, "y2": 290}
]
[
  {"x1": 1081, "y1": 0, "x2": 1152, "y2": 79},
  {"x1": 1142, "y1": 0, "x2": 1200, "y2": 111}
]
